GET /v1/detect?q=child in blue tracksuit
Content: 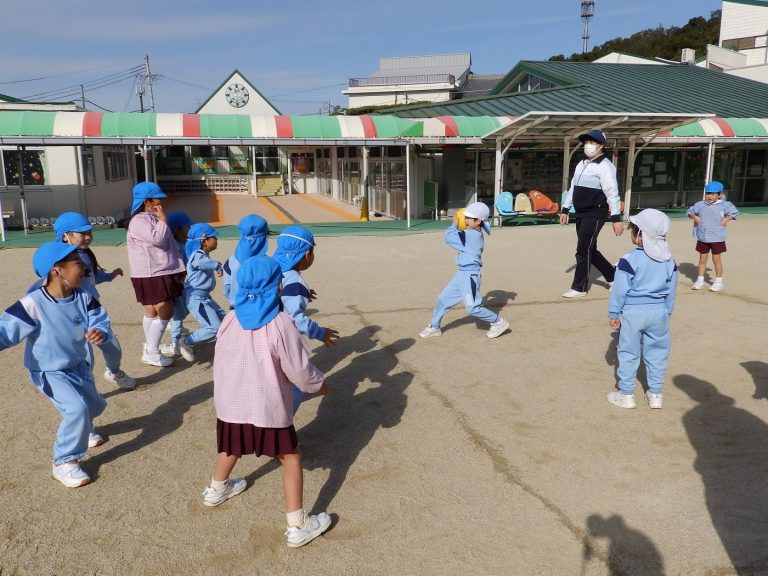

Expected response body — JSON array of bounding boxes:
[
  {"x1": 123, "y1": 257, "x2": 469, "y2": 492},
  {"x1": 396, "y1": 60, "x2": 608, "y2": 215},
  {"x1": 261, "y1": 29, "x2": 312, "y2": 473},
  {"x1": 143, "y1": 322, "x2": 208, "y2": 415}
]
[
  {"x1": 686, "y1": 180, "x2": 739, "y2": 292},
  {"x1": 53, "y1": 212, "x2": 135, "y2": 390},
  {"x1": 223, "y1": 214, "x2": 270, "y2": 309},
  {"x1": 272, "y1": 225, "x2": 339, "y2": 413},
  {"x1": 0, "y1": 242, "x2": 112, "y2": 488},
  {"x1": 181, "y1": 223, "x2": 226, "y2": 359},
  {"x1": 607, "y1": 209, "x2": 678, "y2": 410},
  {"x1": 419, "y1": 202, "x2": 509, "y2": 339},
  {"x1": 161, "y1": 212, "x2": 193, "y2": 358}
]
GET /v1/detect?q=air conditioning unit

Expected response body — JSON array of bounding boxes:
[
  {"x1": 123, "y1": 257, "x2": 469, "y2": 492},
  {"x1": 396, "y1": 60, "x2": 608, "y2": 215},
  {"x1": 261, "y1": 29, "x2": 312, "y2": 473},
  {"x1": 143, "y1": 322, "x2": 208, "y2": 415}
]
[{"x1": 681, "y1": 48, "x2": 696, "y2": 64}]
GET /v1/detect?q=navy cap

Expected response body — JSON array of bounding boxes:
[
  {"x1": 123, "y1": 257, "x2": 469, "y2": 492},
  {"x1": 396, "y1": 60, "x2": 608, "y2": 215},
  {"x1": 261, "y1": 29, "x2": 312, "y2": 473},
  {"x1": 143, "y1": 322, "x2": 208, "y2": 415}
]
[
  {"x1": 578, "y1": 129, "x2": 607, "y2": 144},
  {"x1": 704, "y1": 181, "x2": 724, "y2": 194}
]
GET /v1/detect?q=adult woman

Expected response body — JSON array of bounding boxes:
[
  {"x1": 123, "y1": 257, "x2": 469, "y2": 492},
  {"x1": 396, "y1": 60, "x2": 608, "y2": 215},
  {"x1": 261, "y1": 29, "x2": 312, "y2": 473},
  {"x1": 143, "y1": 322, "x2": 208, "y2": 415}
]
[{"x1": 126, "y1": 182, "x2": 185, "y2": 367}]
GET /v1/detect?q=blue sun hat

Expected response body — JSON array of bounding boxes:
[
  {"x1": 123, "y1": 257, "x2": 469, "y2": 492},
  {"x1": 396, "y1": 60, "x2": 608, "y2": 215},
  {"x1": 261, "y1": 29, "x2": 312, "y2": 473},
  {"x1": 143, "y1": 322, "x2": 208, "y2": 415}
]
[
  {"x1": 235, "y1": 214, "x2": 270, "y2": 262},
  {"x1": 33, "y1": 242, "x2": 79, "y2": 280},
  {"x1": 54, "y1": 212, "x2": 93, "y2": 241},
  {"x1": 272, "y1": 226, "x2": 315, "y2": 273},
  {"x1": 234, "y1": 256, "x2": 283, "y2": 329},
  {"x1": 185, "y1": 223, "x2": 219, "y2": 260},
  {"x1": 167, "y1": 211, "x2": 193, "y2": 232},
  {"x1": 131, "y1": 181, "x2": 167, "y2": 215},
  {"x1": 704, "y1": 181, "x2": 724, "y2": 194}
]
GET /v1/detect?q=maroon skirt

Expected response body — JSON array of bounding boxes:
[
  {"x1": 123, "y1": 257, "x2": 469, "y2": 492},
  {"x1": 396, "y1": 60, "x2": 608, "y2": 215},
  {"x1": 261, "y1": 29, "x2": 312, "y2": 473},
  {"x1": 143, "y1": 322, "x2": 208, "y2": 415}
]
[
  {"x1": 131, "y1": 272, "x2": 184, "y2": 306},
  {"x1": 216, "y1": 419, "x2": 298, "y2": 458}
]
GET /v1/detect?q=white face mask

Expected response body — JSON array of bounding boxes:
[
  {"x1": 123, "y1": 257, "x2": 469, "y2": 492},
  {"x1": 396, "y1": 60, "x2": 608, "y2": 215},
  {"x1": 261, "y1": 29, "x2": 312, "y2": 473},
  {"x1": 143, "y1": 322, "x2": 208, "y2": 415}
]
[{"x1": 583, "y1": 143, "x2": 600, "y2": 158}]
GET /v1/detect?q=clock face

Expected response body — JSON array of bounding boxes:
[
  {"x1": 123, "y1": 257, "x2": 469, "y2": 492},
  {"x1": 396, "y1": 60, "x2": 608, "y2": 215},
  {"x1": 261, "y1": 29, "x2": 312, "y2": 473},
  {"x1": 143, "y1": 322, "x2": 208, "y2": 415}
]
[{"x1": 225, "y1": 83, "x2": 249, "y2": 108}]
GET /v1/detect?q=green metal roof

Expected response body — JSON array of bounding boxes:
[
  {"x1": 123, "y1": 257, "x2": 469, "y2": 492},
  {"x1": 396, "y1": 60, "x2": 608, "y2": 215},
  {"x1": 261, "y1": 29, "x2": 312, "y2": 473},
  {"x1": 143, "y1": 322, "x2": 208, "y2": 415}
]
[
  {"x1": 386, "y1": 61, "x2": 768, "y2": 119},
  {"x1": 0, "y1": 93, "x2": 28, "y2": 104}
]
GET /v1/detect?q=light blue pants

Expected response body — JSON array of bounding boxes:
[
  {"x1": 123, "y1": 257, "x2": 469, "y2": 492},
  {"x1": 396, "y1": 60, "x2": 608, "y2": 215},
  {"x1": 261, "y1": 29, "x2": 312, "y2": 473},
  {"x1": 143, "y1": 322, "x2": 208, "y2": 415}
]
[
  {"x1": 29, "y1": 363, "x2": 107, "y2": 465},
  {"x1": 616, "y1": 303, "x2": 670, "y2": 395},
  {"x1": 431, "y1": 270, "x2": 498, "y2": 328},
  {"x1": 292, "y1": 386, "x2": 303, "y2": 415},
  {"x1": 95, "y1": 332, "x2": 124, "y2": 375},
  {"x1": 169, "y1": 294, "x2": 188, "y2": 344},
  {"x1": 186, "y1": 295, "x2": 226, "y2": 345}
]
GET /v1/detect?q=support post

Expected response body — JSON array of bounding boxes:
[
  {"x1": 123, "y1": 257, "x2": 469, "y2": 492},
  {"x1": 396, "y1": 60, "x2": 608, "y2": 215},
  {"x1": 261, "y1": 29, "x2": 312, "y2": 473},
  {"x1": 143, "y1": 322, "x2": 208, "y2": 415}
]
[{"x1": 624, "y1": 139, "x2": 636, "y2": 218}]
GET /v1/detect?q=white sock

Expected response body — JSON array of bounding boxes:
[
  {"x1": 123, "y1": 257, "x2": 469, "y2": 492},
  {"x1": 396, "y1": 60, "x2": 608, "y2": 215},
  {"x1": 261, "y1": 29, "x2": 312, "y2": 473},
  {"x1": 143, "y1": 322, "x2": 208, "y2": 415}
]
[
  {"x1": 715, "y1": 277, "x2": 723, "y2": 282},
  {"x1": 210, "y1": 478, "x2": 227, "y2": 492},
  {"x1": 142, "y1": 316, "x2": 154, "y2": 344},
  {"x1": 696, "y1": 275, "x2": 704, "y2": 281},
  {"x1": 286, "y1": 508, "x2": 306, "y2": 528},
  {"x1": 146, "y1": 319, "x2": 169, "y2": 353}
]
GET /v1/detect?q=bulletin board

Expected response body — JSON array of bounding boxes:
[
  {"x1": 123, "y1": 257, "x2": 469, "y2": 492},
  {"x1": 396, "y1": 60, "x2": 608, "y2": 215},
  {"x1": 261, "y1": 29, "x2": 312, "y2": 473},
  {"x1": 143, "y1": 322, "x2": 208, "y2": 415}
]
[{"x1": 632, "y1": 151, "x2": 679, "y2": 192}]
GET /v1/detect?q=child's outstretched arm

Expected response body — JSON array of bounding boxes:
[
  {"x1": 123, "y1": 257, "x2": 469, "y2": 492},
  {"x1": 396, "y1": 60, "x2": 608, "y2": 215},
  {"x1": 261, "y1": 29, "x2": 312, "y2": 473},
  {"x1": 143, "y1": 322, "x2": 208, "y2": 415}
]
[
  {"x1": 282, "y1": 285, "x2": 325, "y2": 341},
  {"x1": 85, "y1": 295, "x2": 112, "y2": 347},
  {"x1": 0, "y1": 299, "x2": 39, "y2": 351},
  {"x1": 275, "y1": 317, "x2": 325, "y2": 394}
]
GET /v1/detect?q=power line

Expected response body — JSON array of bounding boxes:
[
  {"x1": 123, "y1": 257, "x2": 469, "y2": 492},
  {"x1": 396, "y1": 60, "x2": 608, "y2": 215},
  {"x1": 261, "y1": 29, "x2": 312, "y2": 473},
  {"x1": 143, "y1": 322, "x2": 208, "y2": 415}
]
[
  {"x1": 0, "y1": 62, "x2": 141, "y2": 85},
  {"x1": 21, "y1": 65, "x2": 143, "y2": 101}
]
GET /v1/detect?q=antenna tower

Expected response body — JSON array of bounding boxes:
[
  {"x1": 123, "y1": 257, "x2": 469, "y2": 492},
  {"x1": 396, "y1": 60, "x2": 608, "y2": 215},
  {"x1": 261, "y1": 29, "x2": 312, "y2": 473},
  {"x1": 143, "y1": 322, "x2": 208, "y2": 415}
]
[{"x1": 581, "y1": 0, "x2": 595, "y2": 53}]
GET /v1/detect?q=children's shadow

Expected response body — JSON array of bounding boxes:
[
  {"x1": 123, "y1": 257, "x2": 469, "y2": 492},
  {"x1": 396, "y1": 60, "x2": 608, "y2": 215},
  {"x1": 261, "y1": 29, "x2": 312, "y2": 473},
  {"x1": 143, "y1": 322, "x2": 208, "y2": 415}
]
[
  {"x1": 742, "y1": 361, "x2": 768, "y2": 400},
  {"x1": 675, "y1": 375, "x2": 768, "y2": 571},
  {"x1": 563, "y1": 265, "x2": 612, "y2": 290},
  {"x1": 583, "y1": 514, "x2": 665, "y2": 575},
  {"x1": 677, "y1": 262, "x2": 702, "y2": 284},
  {"x1": 87, "y1": 381, "x2": 213, "y2": 477},
  {"x1": 441, "y1": 289, "x2": 516, "y2": 333},
  {"x1": 300, "y1": 336, "x2": 413, "y2": 512}
]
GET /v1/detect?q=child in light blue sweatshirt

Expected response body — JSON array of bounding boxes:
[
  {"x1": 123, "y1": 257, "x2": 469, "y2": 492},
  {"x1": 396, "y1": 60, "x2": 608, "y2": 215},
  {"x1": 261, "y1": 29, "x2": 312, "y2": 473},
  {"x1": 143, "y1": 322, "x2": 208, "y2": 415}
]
[
  {"x1": 181, "y1": 223, "x2": 226, "y2": 359},
  {"x1": 223, "y1": 214, "x2": 270, "y2": 309},
  {"x1": 607, "y1": 209, "x2": 677, "y2": 410},
  {"x1": 161, "y1": 212, "x2": 193, "y2": 358},
  {"x1": 419, "y1": 202, "x2": 509, "y2": 339},
  {"x1": 687, "y1": 180, "x2": 739, "y2": 292},
  {"x1": 0, "y1": 242, "x2": 112, "y2": 488}
]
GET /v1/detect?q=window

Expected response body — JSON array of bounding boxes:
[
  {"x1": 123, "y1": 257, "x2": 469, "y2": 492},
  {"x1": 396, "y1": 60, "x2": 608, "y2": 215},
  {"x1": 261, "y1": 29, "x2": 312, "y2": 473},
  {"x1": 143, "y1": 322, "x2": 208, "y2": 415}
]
[
  {"x1": 81, "y1": 146, "x2": 96, "y2": 186},
  {"x1": 2, "y1": 148, "x2": 47, "y2": 186},
  {"x1": 103, "y1": 146, "x2": 128, "y2": 181},
  {"x1": 512, "y1": 73, "x2": 555, "y2": 93},
  {"x1": 722, "y1": 36, "x2": 757, "y2": 50},
  {"x1": 253, "y1": 146, "x2": 280, "y2": 173}
]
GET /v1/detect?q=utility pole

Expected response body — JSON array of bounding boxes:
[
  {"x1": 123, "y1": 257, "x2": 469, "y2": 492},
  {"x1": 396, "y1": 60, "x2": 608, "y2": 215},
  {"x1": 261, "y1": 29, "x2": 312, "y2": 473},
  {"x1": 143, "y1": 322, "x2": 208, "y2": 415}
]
[
  {"x1": 581, "y1": 0, "x2": 595, "y2": 53},
  {"x1": 136, "y1": 55, "x2": 157, "y2": 112},
  {"x1": 80, "y1": 84, "x2": 86, "y2": 110}
]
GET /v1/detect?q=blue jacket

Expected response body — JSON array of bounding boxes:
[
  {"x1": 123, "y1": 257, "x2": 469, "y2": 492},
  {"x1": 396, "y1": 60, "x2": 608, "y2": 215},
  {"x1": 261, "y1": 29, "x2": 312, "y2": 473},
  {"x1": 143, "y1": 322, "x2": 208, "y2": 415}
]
[
  {"x1": 0, "y1": 286, "x2": 111, "y2": 372},
  {"x1": 445, "y1": 225, "x2": 484, "y2": 271},
  {"x1": 184, "y1": 250, "x2": 222, "y2": 299},
  {"x1": 280, "y1": 269, "x2": 325, "y2": 341},
  {"x1": 609, "y1": 248, "x2": 677, "y2": 318},
  {"x1": 687, "y1": 200, "x2": 739, "y2": 243}
]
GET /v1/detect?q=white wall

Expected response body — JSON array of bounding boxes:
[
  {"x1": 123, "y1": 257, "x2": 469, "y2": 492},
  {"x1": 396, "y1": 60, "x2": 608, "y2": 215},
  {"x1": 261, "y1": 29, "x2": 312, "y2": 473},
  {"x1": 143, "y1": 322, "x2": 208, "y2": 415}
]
[{"x1": 721, "y1": 1, "x2": 768, "y2": 50}]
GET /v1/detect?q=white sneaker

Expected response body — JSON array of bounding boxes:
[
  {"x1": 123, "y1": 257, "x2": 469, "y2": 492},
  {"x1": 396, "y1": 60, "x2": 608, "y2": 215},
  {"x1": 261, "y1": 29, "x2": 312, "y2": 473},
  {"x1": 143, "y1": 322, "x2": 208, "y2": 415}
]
[
  {"x1": 562, "y1": 289, "x2": 587, "y2": 298},
  {"x1": 286, "y1": 512, "x2": 332, "y2": 548},
  {"x1": 419, "y1": 325, "x2": 442, "y2": 339},
  {"x1": 88, "y1": 432, "x2": 106, "y2": 448},
  {"x1": 487, "y1": 317, "x2": 509, "y2": 339},
  {"x1": 103, "y1": 369, "x2": 136, "y2": 389},
  {"x1": 692, "y1": 278, "x2": 706, "y2": 290},
  {"x1": 646, "y1": 392, "x2": 663, "y2": 409},
  {"x1": 142, "y1": 346, "x2": 174, "y2": 367},
  {"x1": 709, "y1": 280, "x2": 724, "y2": 292},
  {"x1": 52, "y1": 462, "x2": 90, "y2": 488},
  {"x1": 159, "y1": 342, "x2": 179, "y2": 357},
  {"x1": 202, "y1": 478, "x2": 247, "y2": 507},
  {"x1": 607, "y1": 391, "x2": 637, "y2": 409},
  {"x1": 177, "y1": 336, "x2": 195, "y2": 362}
]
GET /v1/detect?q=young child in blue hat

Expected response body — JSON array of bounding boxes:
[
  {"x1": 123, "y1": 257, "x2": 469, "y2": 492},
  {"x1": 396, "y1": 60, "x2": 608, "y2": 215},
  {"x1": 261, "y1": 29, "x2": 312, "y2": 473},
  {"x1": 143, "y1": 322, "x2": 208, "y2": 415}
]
[
  {"x1": 203, "y1": 255, "x2": 332, "y2": 548},
  {"x1": 222, "y1": 214, "x2": 270, "y2": 309},
  {"x1": 0, "y1": 242, "x2": 113, "y2": 487},
  {"x1": 419, "y1": 202, "x2": 509, "y2": 339},
  {"x1": 53, "y1": 212, "x2": 135, "y2": 389},
  {"x1": 687, "y1": 180, "x2": 739, "y2": 292},
  {"x1": 272, "y1": 226, "x2": 339, "y2": 412},
  {"x1": 179, "y1": 223, "x2": 226, "y2": 360},
  {"x1": 160, "y1": 211, "x2": 194, "y2": 358}
]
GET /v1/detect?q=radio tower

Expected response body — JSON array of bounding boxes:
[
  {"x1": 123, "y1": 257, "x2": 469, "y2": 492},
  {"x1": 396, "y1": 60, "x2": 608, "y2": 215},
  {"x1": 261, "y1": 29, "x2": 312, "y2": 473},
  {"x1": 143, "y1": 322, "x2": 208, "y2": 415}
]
[{"x1": 581, "y1": 0, "x2": 595, "y2": 53}]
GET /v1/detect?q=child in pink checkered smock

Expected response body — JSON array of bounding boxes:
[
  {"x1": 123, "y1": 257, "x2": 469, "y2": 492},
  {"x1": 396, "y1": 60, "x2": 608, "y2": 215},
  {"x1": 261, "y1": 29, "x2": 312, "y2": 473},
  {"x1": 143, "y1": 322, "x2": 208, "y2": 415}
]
[{"x1": 201, "y1": 255, "x2": 333, "y2": 548}]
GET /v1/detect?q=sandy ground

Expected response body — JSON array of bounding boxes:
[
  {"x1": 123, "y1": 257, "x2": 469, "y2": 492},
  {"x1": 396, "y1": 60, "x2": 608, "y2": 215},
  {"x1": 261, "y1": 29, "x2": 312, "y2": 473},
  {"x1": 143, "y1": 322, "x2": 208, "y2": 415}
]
[{"x1": 0, "y1": 215, "x2": 767, "y2": 576}]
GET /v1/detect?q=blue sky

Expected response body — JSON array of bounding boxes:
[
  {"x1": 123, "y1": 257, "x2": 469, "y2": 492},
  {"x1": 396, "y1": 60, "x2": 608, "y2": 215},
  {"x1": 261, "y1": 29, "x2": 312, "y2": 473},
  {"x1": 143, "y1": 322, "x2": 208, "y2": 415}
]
[{"x1": 2, "y1": 0, "x2": 723, "y2": 115}]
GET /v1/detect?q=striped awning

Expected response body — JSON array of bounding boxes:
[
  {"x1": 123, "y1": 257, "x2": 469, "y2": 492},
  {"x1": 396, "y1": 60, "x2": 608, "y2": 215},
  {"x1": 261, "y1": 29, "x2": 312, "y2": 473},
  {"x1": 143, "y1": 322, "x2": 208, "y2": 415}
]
[
  {"x1": 657, "y1": 117, "x2": 768, "y2": 139},
  {"x1": 0, "y1": 111, "x2": 492, "y2": 144}
]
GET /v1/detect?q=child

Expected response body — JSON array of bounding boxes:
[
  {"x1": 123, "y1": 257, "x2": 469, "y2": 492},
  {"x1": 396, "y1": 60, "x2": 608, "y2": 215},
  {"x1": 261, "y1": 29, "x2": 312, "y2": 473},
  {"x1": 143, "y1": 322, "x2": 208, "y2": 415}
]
[
  {"x1": 419, "y1": 202, "x2": 509, "y2": 339},
  {"x1": 161, "y1": 211, "x2": 193, "y2": 358},
  {"x1": 607, "y1": 209, "x2": 677, "y2": 410},
  {"x1": 203, "y1": 255, "x2": 332, "y2": 548},
  {"x1": 180, "y1": 223, "x2": 226, "y2": 359},
  {"x1": 54, "y1": 212, "x2": 135, "y2": 390},
  {"x1": 126, "y1": 182, "x2": 185, "y2": 368},
  {"x1": 687, "y1": 181, "x2": 739, "y2": 292},
  {"x1": 272, "y1": 226, "x2": 339, "y2": 413},
  {"x1": 0, "y1": 242, "x2": 112, "y2": 487},
  {"x1": 223, "y1": 214, "x2": 270, "y2": 309}
]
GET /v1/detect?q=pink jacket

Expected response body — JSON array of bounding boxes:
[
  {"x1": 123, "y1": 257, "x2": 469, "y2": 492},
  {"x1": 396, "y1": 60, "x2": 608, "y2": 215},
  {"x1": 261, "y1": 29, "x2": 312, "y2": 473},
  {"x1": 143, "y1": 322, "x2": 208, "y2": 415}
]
[
  {"x1": 126, "y1": 212, "x2": 185, "y2": 278},
  {"x1": 213, "y1": 311, "x2": 324, "y2": 428}
]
